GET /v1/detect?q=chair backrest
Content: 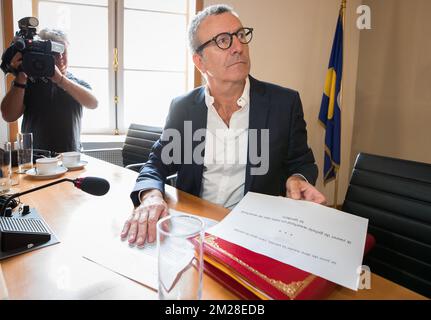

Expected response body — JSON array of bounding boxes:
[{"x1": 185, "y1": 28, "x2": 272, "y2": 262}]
[
  {"x1": 122, "y1": 123, "x2": 162, "y2": 168},
  {"x1": 342, "y1": 153, "x2": 431, "y2": 298}
]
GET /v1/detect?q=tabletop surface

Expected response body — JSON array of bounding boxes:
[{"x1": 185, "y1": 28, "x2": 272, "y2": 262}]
[{"x1": 0, "y1": 156, "x2": 427, "y2": 300}]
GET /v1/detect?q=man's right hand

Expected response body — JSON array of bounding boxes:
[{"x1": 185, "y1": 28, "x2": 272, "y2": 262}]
[
  {"x1": 120, "y1": 189, "x2": 168, "y2": 247},
  {"x1": 1, "y1": 52, "x2": 28, "y2": 122},
  {"x1": 10, "y1": 52, "x2": 27, "y2": 83}
]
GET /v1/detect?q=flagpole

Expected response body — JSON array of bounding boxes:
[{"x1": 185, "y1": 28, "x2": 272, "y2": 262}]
[{"x1": 333, "y1": 0, "x2": 346, "y2": 209}]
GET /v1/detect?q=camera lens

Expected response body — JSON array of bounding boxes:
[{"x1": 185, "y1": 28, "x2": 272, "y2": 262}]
[
  {"x1": 32, "y1": 59, "x2": 45, "y2": 71},
  {"x1": 22, "y1": 51, "x2": 55, "y2": 77}
]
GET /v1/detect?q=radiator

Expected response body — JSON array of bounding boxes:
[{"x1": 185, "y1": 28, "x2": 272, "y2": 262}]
[{"x1": 82, "y1": 148, "x2": 123, "y2": 167}]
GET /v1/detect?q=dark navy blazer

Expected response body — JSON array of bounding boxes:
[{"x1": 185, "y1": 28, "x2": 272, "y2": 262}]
[{"x1": 130, "y1": 76, "x2": 318, "y2": 207}]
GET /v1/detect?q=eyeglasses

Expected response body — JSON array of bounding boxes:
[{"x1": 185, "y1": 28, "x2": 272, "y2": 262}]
[{"x1": 196, "y1": 27, "x2": 253, "y2": 53}]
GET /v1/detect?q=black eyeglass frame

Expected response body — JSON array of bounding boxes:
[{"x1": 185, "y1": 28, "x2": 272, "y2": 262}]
[{"x1": 195, "y1": 27, "x2": 254, "y2": 53}]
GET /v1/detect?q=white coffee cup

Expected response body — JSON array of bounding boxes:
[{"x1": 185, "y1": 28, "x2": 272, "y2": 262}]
[
  {"x1": 36, "y1": 158, "x2": 59, "y2": 175},
  {"x1": 62, "y1": 152, "x2": 81, "y2": 167}
]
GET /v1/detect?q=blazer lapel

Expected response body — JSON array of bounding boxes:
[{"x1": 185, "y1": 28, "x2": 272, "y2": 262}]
[
  {"x1": 245, "y1": 76, "x2": 270, "y2": 194},
  {"x1": 191, "y1": 87, "x2": 207, "y2": 196}
]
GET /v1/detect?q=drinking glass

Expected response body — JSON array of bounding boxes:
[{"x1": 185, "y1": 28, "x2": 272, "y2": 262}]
[
  {"x1": 157, "y1": 214, "x2": 204, "y2": 300},
  {"x1": 0, "y1": 142, "x2": 12, "y2": 194},
  {"x1": 17, "y1": 132, "x2": 33, "y2": 173}
]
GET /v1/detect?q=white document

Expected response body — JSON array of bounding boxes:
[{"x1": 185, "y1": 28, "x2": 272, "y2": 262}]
[
  {"x1": 207, "y1": 192, "x2": 368, "y2": 291},
  {"x1": 0, "y1": 264, "x2": 8, "y2": 300},
  {"x1": 83, "y1": 231, "x2": 159, "y2": 290},
  {"x1": 82, "y1": 210, "x2": 217, "y2": 291},
  {"x1": 158, "y1": 236, "x2": 196, "y2": 293}
]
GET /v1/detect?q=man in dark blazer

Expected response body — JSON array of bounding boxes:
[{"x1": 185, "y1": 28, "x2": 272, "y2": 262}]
[{"x1": 122, "y1": 4, "x2": 326, "y2": 247}]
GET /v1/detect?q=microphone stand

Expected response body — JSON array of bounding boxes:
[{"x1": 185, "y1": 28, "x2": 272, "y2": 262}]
[{"x1": 1, "y1": 178, "x2": 75, "y2": 217}]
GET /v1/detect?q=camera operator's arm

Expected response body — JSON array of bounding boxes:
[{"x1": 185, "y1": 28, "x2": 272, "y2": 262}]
[
  {"x1": 51, "y1": 67, "x2": 98, "y2": 109},
  {"x1": 0, "y1": 53, "x2": 27, "y2": 122}
]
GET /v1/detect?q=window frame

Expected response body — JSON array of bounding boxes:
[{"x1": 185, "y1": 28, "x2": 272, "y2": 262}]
[{"x1": 2, "y1": 0, "x2": 18, "y2": 142}]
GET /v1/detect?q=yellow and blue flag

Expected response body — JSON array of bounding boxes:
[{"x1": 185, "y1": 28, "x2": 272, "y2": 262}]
[{"x1": 319, "y1": 6, "x2": 344, "y2": 184}]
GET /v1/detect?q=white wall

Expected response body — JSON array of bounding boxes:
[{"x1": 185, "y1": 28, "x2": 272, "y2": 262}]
[
  {"x1": 0, "y1": 0, "x2": 9, "y2": 145},
  {"x1": 351, "y1": 0, "x2": 431, "y2": 166}
]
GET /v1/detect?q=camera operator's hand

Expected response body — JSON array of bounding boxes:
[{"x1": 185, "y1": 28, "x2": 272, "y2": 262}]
[
  {"x1": 10, "y1": 52, "x2": 27, "y2": 83},
  {"x1": 48, "y1": 51, "x2": 98, "y2": 109},
  {"x1": 50, "y1": 65, "x2": 64, "y2": 84},
  {"x1": 50, "y1": 51, "x2": 67, "y2": 83},
  {"x1": 1, "y1": 52, "x2": 27, "y2": 122},
  {"x1": 57, "y1": 55, "x2": 67, "y2": 75}
]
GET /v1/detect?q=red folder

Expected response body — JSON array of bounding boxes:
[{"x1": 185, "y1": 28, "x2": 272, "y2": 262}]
[{"x1": 200, "y1": 233, "x2": 375, "y2": 300}]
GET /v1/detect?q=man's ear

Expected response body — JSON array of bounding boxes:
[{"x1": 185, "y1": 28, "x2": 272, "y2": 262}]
[{"x1": 192, "y1": 53, "x2": 206, "y2": 74}]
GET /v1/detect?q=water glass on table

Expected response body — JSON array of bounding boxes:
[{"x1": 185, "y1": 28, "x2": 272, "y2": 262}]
[
  {"x1": 17, "y1": 132, "x2": 33, "y2": 174},
  {"x1": 157, "y1": 214, "x2": 204, "y2": 300},
  {"x1": 0, "y1": 142, "x2": 12, "y2": 194}
]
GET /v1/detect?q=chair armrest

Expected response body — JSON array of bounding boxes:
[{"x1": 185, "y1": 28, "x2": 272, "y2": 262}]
[
  {"x1": 125, "y1": 162, "x2": 146, "y2": 170},
  {"x1": 167, "y1": 173, "x2": 177, "y2": 182}
]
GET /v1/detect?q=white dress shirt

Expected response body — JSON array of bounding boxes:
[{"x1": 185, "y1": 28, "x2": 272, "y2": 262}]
[{"x1": 200, "y1": 78, "x2": 250, "y2": 209}]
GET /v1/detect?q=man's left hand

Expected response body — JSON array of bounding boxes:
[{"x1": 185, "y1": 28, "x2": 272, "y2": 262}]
[{"x1": 286, "y1": 175, "x2": 327, "y2": 205}]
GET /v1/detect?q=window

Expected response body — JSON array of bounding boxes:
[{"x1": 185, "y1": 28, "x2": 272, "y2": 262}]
[{"x1": 11, "y1": 0, "x2": 196, "y2": 134}]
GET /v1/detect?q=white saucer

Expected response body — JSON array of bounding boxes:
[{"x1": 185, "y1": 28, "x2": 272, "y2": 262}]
[
  {"x1": 63, "y1": 160, "x2": 88, "y2": 171},
  {"x1": 26, "y1": 166, "x2": 68, "y2": 179}
]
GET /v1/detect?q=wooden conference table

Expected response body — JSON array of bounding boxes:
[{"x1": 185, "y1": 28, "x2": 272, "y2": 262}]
[{"x1": 0, "y1": 155, "x2": 427, "y2": 300}]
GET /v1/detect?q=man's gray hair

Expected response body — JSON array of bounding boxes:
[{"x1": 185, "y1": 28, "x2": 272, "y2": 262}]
[
  {"x1": 188, "y1": 4, "x2": 239, "y2": 54},
  {"x1": 39, "y1": 28, "x2": 69, "y2": 45}
]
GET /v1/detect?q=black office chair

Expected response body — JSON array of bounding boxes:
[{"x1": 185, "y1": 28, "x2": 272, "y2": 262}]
[
  {"x1": 342, "y1": 153, "x2": 431, "y2": 298},
  {"x1": 122, "y1": 124, "x2": 163, "y2": 170}
]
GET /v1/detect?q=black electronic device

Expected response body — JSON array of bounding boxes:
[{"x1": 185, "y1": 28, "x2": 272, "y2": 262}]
[
  {"x1": 0, "y1": 207, "x2": 58, "y2": 260},
  {"x1": 0, "y1": 215, "x2": 51, "y2": 251},
  {"x1": 0, "y1": 17, "x2": 64, "y2": 78}
]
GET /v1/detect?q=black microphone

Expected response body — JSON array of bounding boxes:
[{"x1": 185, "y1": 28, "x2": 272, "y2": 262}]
[
  {"x1": 73, "y1": 177, "x2": 110, "y2": 196},
  {"x1": 1, "y1": 176, "x2": 110, "y2": 216}
]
